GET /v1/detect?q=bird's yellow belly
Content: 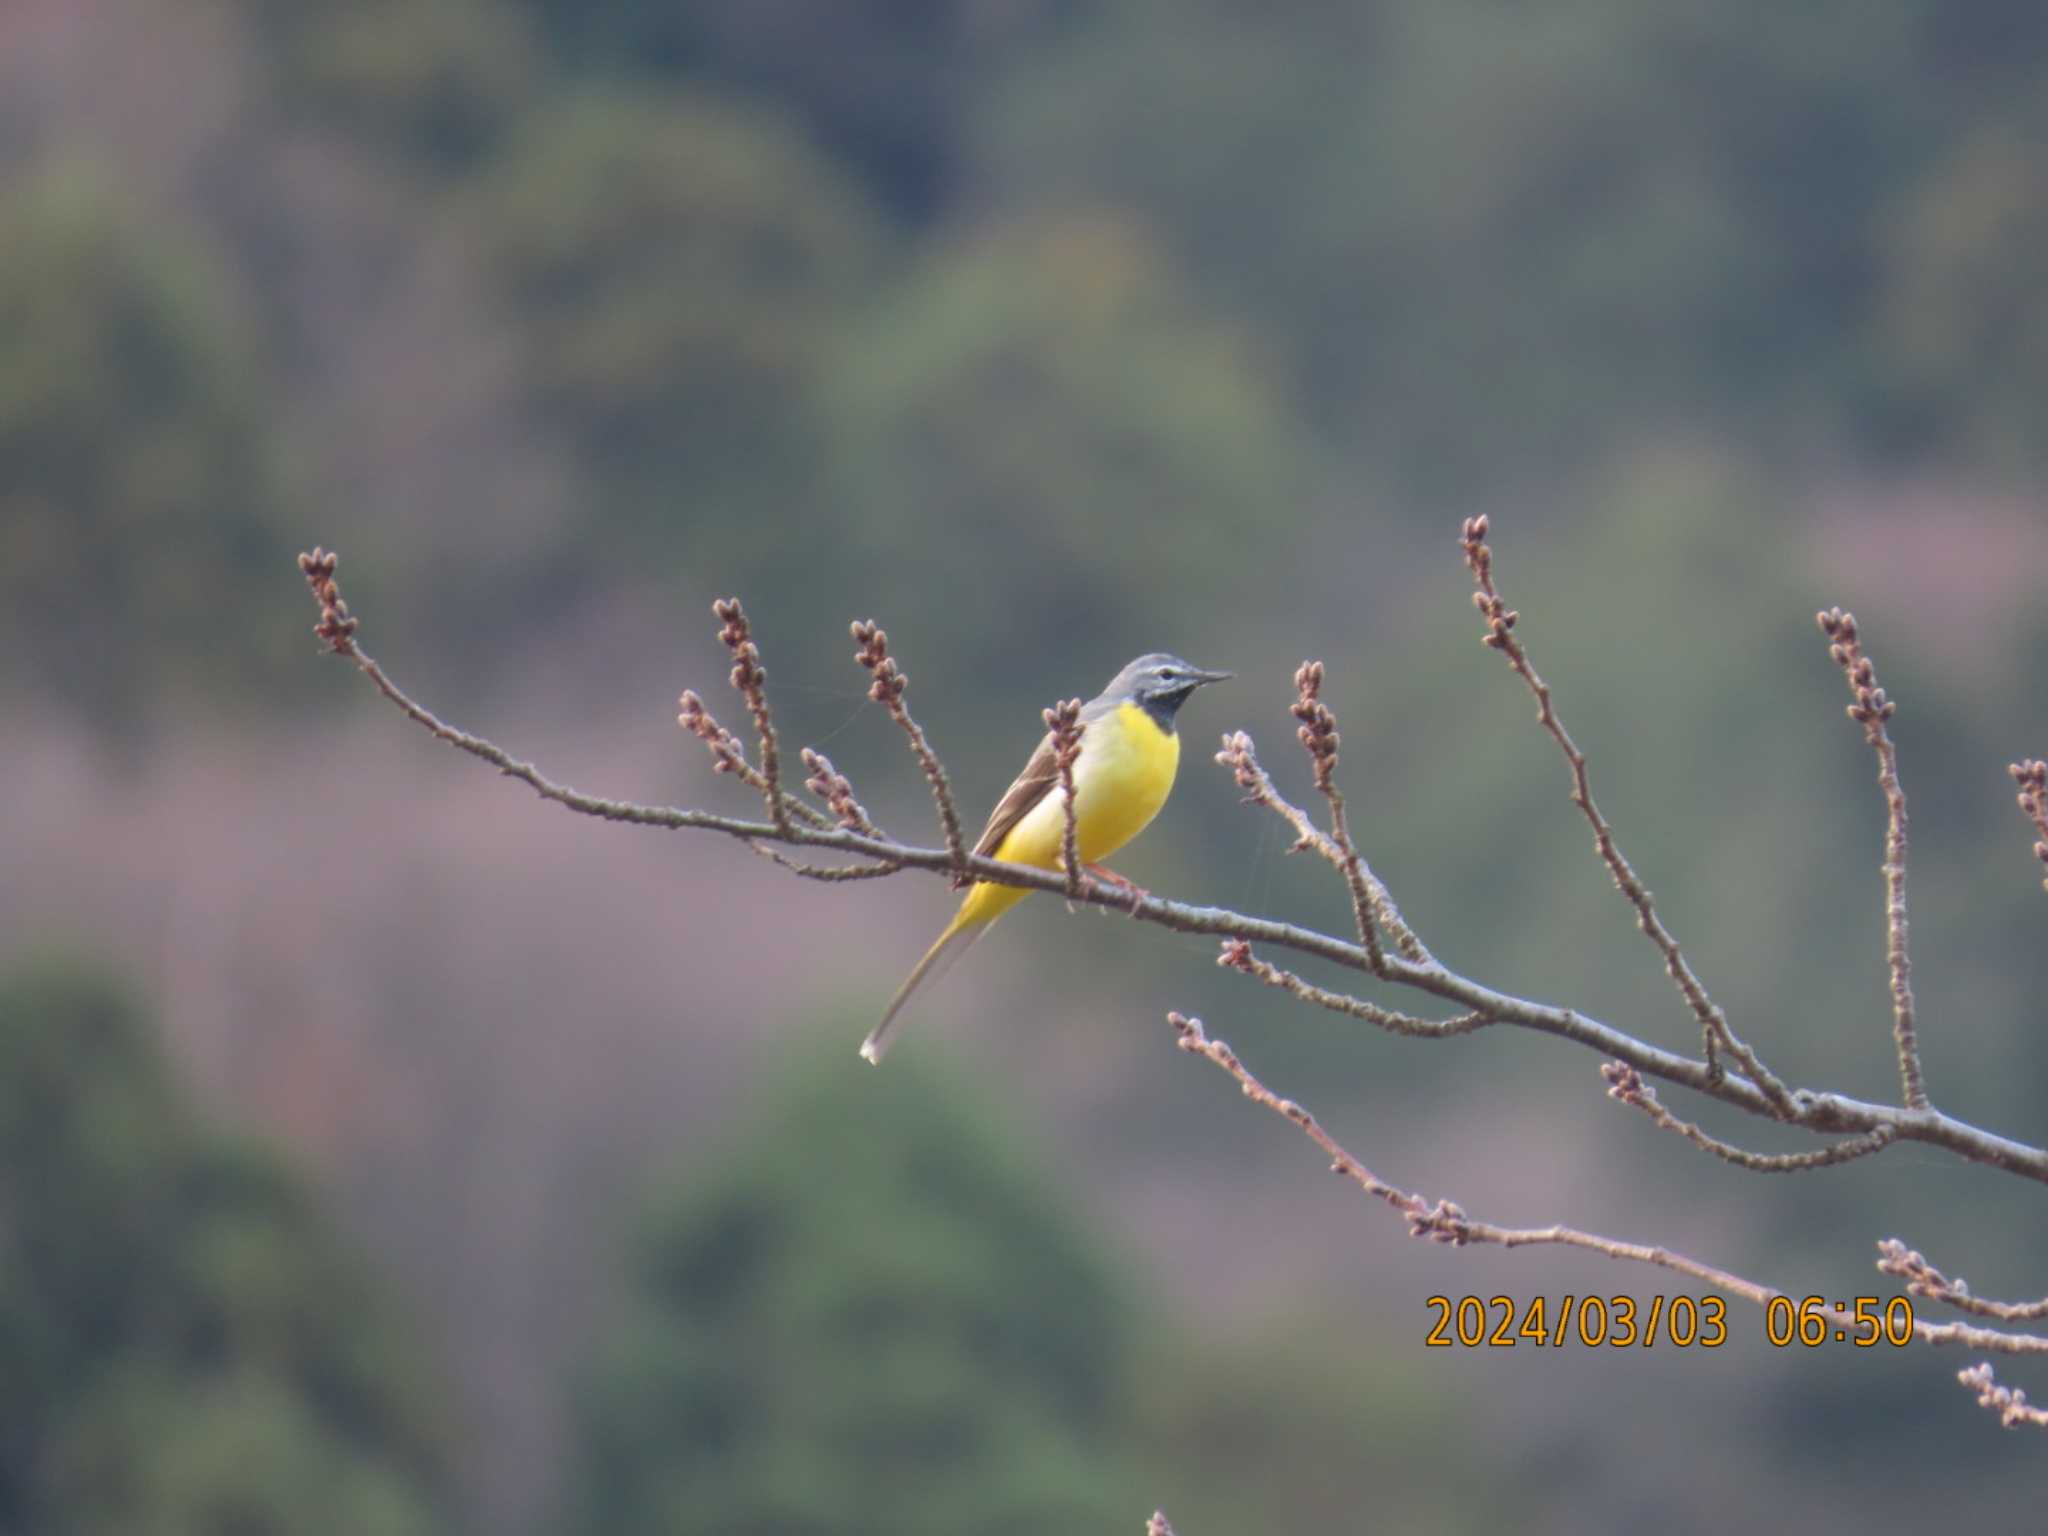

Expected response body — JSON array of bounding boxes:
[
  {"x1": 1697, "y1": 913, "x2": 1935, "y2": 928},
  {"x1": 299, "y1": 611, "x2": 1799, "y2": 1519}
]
[{"x1": 996, "y1": 703, "x2": 1181, "y2": 871}]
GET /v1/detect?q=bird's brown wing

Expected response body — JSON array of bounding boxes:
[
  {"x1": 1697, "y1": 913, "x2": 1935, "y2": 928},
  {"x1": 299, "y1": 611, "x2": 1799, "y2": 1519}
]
[{"x1": 954, "y1": 730, "x2": 1061, "y2": 887}]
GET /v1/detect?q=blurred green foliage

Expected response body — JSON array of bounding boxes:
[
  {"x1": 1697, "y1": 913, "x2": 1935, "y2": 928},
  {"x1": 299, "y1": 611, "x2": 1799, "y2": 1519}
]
[
  {"x1": 0, "y1": 164, "x2": 295, "y2": 732},
  {"x1": 0, "y1": 959, "x2": 451, "y2": 1536},
  {"x1": 241, "y1": 0, "x2": 543, "y2": 168},
  {"x1": 514, "y1": 0, "x2": 1068, "y2": 218},
  {"x1": 463, "y1": 88, "x2": 883, "y2": 530},
  {"x1": 9, "y1": 0, "x2": 2048, "y2": 1530},
  {"x1": 560, "y1": 1043, "x2": 1480, "y2": 1534},
  {"x1": 559, "y1": 1048, "x2": 1137, "y2": 1534},
  {"x1": 815, "y1": 213, "x2": 1310, "y2": 695}
]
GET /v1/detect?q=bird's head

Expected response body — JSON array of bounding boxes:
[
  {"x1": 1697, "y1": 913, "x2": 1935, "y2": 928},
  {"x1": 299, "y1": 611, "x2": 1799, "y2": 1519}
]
[{"x1": 1110, "y1": 653, "x2": 1231, "y2": 729}]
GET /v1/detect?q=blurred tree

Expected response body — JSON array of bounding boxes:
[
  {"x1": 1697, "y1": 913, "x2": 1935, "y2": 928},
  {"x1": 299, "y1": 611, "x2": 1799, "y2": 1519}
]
[
  {"x1": 813, "y1": 211, "x2": 1314, "y2": 746},
  {"x1": 0, "y1": 162, "x2": 296, "y2": 735},
  {"x1": 558, "y1": 1045, "x2": 1137, "y2": 1535},
  {"x1": 461, "y1": 88, "x2": 884, "y2": 563},
  {"x1": 971, "y1": 0, "x2": 2048, "y2": 495},
  {"x1": 235, "y1": 0, "x2": 543, "y2": 170},
  {"x1": 0, "y1": 959, "x2": 451, "y2": 1535},
  {"x1": 516, "y1": 0, "x2": 1074, "y2": 220},
  {"x1": 1874, "y1": 108, "x2": 2048, "y2": 476}
]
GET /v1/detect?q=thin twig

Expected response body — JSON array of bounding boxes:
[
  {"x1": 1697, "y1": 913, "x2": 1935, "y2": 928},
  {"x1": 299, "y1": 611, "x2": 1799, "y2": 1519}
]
[
  {"x1": 1817, "y1": 608, "x2": 1928, "y2": 1110},
  {"x1": 1877, "y1": 1239, "x2": 2048, "y2": 1323},
  {"x1": 851, "y1": 620, "x2": 967, "y2": 876},
  {"x1": 1290, "y1": 661, "x2": 1386, "y2": 975},
  {"x1": 1048, "y1": 697, "x2": 1085, "y2": 902},
  {"x1": 1460, "y1": 516, "x2": 1795, "y2": 1115},
  {"x1": 1958, "y1": 1364, "x2": 2048, "y2": 1428},
  {"x1": 2007, "y1": 759, "x2": 2048, "y2": 897},
  {"x1": 1216, "y1": 729, "x2": 1427, "y2": 964},
  {"x1": 750, "y1": 844, "x2": 902, "y2": 882},
  {"x1": 1218, "y1": 940, "x2": 1489, "y2": 1038},
  {"x1": 1602, "y1": 1063, "x2": 1894, "y2": 1173},
  {"x1": 800, "y1": 747, "x2": 882, "y2": 837},
  {"x1": 714, "y1": 598, "x2": 788, "y2": 833},
  {"x1": 678, "y1": 689, "x2": 834, "y2": 831}
]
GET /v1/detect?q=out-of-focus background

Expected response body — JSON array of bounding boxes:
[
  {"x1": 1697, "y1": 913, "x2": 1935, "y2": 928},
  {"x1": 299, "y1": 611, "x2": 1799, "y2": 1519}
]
[{"x1": 4, "y1": 1, "x2": 2048, "y2": 1530}]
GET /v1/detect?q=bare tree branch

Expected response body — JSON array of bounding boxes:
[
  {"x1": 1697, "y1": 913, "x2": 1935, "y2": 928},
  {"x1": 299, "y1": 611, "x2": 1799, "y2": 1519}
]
[
  {"x1": 302, "y1": 534, "x2": 2048, "y2": 1436},
  {"x1": 1817, "y1": 607, "x2": 1928, "y2": 1110},
  {"x1": 291, "y1": 545, "x2": 2048, "y2": 1195}
]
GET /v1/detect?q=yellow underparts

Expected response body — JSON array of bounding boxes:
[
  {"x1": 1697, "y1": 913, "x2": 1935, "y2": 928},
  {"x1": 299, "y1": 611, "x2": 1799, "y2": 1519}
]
[{"x1": 955, "y1": 702, "x2": 1181, "y2": 930}]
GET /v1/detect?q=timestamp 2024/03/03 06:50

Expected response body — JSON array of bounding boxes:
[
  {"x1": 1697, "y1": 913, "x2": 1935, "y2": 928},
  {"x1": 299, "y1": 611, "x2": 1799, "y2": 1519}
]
[{"x1": 1424, "y1": 1294, "x2": 1917, "y2": 1349}]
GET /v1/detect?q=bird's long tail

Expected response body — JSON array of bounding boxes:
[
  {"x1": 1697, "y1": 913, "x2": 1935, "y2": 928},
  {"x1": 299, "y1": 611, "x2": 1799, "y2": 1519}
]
[{"x1": 860, "y1": 914, "x2": 991, "y2": 1065}]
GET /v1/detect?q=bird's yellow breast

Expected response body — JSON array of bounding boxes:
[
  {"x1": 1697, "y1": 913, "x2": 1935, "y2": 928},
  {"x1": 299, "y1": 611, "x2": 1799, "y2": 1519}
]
[{"x1": 994, "y1": 702, "x2": 1181, "y2": 871}]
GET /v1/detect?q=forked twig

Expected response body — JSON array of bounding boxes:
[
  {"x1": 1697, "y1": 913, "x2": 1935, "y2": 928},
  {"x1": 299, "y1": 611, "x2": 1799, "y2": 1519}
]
[
  {"x1": 851, "y1": 620, "x2": 967, "y2": 876},
  {"x1": 678, "y1": 688, "x2": 834, "y2": 832},
  {"x1": 1218, "y1": 940, "x2": 1488, "y2": 1038},
  {"x1": 1602, "y1": 1063, "x2": 1893, "y2": 1173},
  {"x1": 1215, "y1": 729, "x2": 1426, "y2": 965},
  {"x1": 1459, "y1": 516, "x2": 1795, "y2": 1115}
]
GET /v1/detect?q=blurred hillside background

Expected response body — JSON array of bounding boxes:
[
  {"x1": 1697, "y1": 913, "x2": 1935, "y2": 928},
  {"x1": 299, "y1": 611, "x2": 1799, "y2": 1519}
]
[{"x1": 4, "y1": 0, "x2": 2048, "y2": 1530}]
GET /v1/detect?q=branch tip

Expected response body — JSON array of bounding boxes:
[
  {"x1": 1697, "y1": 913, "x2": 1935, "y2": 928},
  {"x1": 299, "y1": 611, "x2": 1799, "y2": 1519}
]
[
  {"x1": 1958, "y1": 1363, "x2": 2048, "y2": 1430},
  {"x1": 851, "y1": 618, "x2": 966, "y2": 873},
  {"x1": 296, "y1": 546, "x2": 359, "y2": 653}
]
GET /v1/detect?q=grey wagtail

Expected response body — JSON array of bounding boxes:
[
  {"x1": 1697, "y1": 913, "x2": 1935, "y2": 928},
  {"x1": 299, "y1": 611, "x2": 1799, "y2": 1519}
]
[{"x1": 861, "y1": 653, "x2": 1228, "y2": 1062}]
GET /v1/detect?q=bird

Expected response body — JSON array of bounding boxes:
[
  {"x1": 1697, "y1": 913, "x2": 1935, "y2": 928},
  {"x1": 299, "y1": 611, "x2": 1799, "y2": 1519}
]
[{"x1": 861, "y1": 653, "x2": 1229, "y2": 1063}]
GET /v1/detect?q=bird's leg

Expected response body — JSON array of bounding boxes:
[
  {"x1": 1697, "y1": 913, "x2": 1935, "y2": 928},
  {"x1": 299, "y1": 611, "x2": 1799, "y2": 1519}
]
[{"x1": 1086, "y1": 863, "x2": 1150, "y2": 914}]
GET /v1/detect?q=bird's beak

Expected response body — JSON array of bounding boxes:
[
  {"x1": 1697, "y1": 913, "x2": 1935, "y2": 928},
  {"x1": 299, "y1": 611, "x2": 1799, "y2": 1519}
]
[{"x1": 1193, "y1": 668, "x2": 1232, "y2": 686}]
